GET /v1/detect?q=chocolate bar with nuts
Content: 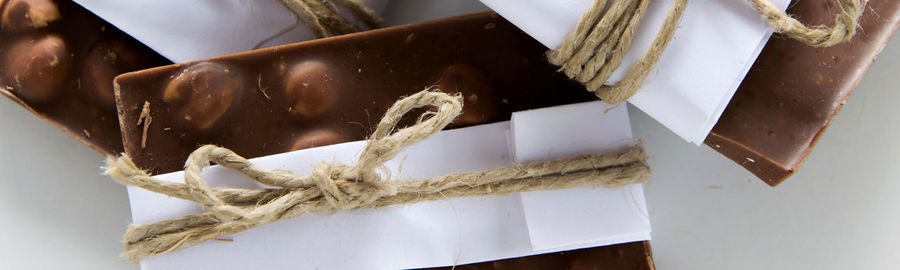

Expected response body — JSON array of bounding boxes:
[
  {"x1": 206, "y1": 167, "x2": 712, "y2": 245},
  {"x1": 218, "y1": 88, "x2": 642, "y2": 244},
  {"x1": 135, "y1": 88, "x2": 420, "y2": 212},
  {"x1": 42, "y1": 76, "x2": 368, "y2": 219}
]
[{"x1": 0, "y1": 0, "x2": 170, "y2": 155}]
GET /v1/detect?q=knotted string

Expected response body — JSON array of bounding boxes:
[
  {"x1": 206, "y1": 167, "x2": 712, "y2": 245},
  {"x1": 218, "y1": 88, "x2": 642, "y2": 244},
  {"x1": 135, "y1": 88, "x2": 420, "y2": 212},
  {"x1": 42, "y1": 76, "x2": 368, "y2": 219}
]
[
  {"x1": 278, "y1": 0, "x2": 383, "y2": 38},
  {"x1": 104, "y1": 90, "x2": 652, "y2": 262},
  {"x1": 550, "y1": 0, "x2": 869, "y2": 105}
]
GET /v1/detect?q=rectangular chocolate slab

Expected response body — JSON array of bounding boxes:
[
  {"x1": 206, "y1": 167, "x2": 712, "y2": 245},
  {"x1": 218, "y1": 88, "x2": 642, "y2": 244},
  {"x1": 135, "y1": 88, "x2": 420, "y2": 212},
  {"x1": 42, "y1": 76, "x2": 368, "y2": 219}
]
[
  {"x1": 0, "y1": 0, "x2": 171, "y2": 155},
  {"x1": 114, "y1": 11, "x2": 651, "y2": 269},
  {"x1": 114, "y1": 12, "x2": 599, "y2": 175},
  {"x1": 707, "y1": 0, "x2": 900, "y2": 186}
]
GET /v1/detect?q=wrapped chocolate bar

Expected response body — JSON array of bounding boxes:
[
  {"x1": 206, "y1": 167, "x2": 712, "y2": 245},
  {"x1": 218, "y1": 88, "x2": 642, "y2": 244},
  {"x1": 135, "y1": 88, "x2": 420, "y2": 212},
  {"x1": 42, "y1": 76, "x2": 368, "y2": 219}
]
[
  {"x1": 111, "y1": 93, "x2": 653, "y2": 269},
  {"x1": 111, "y1": 12, "x2": 654, "y2": 269},
  {"x1": 481, "y1": 0, "x2": 889, "y2": 185},
  {"x1": 0, "y1": 0, "x2": 170, "y2": 155},
  {"x1": 480, "y1": 0, "x2": 792, "y2": 144}
]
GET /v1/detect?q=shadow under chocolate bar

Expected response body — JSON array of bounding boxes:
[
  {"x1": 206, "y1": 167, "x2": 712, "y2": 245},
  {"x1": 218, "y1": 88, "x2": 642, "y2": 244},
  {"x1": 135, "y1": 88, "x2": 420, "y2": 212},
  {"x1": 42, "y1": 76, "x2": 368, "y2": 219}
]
[
  {"x1": 707, "y1": 0, "x2": 900, "y2": 186},
  {"x1": 0, "y1": 0, "x2": 171, "y2": 156},
  {"x1": 113, "y1": 11, "x2": 651, "y2": 269}
]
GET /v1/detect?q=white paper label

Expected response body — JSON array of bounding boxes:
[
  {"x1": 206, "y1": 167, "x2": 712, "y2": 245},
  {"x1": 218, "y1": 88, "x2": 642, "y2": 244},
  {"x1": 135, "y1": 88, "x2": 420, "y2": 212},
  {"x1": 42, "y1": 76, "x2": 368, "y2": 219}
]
[{"x1": 511, "y1": 102, "x2": 650, "y2": 250}]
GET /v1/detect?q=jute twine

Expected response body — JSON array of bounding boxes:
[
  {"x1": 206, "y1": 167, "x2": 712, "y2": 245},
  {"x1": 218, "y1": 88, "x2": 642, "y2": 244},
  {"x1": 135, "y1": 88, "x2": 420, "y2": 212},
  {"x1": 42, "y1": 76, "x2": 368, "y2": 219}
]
[
  {"x1": 104, "y1": 90, "x2": 652, "y2": 262},
  {"x1": 277, "y1": 0, "x2": 383, "y2": 38},
  {"x1": 550, "y1": 0, "x2": 870, "y2": 105}
]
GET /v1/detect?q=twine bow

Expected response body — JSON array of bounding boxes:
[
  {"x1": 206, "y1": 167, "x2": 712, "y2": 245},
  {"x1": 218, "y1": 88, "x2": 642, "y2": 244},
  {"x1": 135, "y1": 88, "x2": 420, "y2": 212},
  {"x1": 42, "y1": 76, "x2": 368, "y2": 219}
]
[{"x1": 104, "y1": 90, "x2": 652, "y2": 262}]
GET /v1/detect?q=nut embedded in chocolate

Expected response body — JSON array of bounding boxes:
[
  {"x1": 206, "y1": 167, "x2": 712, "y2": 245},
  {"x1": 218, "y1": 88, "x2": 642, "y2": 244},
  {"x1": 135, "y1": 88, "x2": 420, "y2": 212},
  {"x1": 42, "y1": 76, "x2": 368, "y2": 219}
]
[
  {"x1": 2, "y1": 33, "x2": 71, "y2": 103},
  {"x1": 290, "y1": 129, "x2": 346, "y2": 151},
  {"x1": 1, "y1": 0, "x2": 61, "y2": 31},
  {"x1": 283, "y1": 60, "x2": 338, "y2": 118},
  {"x1": 162, "y1": 62, "x2": 243, "y2": 133},
  {"x1": 82, "y1": 38, "x2": 148, "y2": 108},
  {"x1": 438, "y1": 63, "x2": 499, "y2": 126}
]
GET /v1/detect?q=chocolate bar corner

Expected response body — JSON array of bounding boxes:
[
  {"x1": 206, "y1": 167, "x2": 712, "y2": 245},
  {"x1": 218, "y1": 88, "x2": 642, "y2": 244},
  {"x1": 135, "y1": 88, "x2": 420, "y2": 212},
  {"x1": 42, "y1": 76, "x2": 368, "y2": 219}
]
[{"x1": 707, "y1": 0, "x2": 900, "y2": 186}]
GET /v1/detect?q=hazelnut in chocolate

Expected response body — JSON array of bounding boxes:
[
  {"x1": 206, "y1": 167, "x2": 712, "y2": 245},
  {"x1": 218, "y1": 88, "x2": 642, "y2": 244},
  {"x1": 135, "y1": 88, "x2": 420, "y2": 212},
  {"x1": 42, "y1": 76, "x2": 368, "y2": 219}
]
[
  {"x1": 162, "y1": 62, "x2": 244, "y2": 133},
  {"x1": 283, "y1": 60, "x2": 339, "y2": 118},
  {"x1": 1, "y1": 0, "x2": 61, "y2": 31},
  {"x1": 437, "y1": 63, "x2": 500, "y2": 126},
  {"x1": 3, "y1": 33, "x2": 71, "y2": 103},
  {"x1": 82, "y1": 38, "x2": 153, "y2": 108}
]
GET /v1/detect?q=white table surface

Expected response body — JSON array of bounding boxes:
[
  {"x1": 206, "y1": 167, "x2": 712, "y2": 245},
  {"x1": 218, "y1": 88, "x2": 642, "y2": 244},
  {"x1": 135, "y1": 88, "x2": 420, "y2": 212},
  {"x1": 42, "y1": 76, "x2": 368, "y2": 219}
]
[{"x1": 1, "y1": 1, "x2": 898, "y2": 269}]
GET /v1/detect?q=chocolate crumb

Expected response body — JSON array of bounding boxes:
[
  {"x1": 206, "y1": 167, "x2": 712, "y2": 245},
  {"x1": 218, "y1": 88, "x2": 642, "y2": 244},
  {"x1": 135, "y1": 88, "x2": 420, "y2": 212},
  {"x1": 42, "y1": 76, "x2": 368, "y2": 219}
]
[
  {"x1": 257, "y1": 74, "x2": 270, "y2": 100},
  {"x1": 137, "y1": 101, "x2": 151, "y2": 149}
]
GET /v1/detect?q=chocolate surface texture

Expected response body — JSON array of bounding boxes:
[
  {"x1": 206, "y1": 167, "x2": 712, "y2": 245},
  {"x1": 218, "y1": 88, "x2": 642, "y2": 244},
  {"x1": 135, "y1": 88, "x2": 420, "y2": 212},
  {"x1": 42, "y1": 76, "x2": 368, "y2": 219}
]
[
  {"x1": 114, "y1": 12, "x2": 651, "y2": 269},
  {"x1": 0, "y1": 0, "x2": 171, "y2": 155},
  {"x1": 707, "y1": 0, "x2": 900, "y2": 186}
]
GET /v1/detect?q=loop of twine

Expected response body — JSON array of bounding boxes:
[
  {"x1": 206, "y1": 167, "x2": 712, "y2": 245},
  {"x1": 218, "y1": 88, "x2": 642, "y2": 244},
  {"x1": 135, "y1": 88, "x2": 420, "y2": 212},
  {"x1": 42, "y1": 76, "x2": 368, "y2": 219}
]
[
  {"x1": 550, "y1": 0, "x2": 869, "y2": 105},
  {"x1": 104, "y1": 90, "x2": 652, "y2": 262},
  {"x1": 277, "y1": 0, "x2": 383, "y2": 38}
]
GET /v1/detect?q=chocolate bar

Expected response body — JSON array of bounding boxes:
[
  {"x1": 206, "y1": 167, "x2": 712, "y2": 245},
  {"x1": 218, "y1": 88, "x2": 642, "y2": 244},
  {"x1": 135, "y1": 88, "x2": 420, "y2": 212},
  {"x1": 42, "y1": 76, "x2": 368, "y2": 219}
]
[
  {"x1": 707, "y1": 0, "x2": 900, "y2": 186},
  {"x1": 113, "y1": 11, "x2": 651, "y2": 269},
  {"x1": 0, "y1": 0, "x2": 170, "y2": 155}
]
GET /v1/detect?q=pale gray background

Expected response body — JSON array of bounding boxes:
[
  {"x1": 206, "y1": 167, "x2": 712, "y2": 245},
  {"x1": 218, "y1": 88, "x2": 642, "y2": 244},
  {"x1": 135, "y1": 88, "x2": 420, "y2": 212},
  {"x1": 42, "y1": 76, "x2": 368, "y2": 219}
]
[{"x1": 1, "y1": 1, "x2": 898, "y2": 269}]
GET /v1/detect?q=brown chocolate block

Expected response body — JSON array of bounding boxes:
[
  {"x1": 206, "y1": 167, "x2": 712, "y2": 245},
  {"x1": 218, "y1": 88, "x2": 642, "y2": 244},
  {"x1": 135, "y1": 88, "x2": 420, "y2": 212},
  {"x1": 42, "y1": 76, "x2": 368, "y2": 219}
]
[
  {"x1": 707, "y1": 0, "x2": 900, "y2": 186},
  {"x1": 114, "y1": 11, "x2": 650, "y2": 269},
  {"x1": 0, "y1": 0, "x2": 170, "y2": 155}
]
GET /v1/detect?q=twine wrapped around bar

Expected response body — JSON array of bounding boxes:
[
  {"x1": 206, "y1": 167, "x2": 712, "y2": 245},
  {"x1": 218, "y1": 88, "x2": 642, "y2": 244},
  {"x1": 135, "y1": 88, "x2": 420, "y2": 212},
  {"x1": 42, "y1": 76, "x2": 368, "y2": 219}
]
[
  {"x1": 277, "y1": 0, "x2": 383, "y2": 38},
  {"x1": 104, "y1": 90, "x2": 652, "y2": 262},
  {"x1": 550, "y1": 0, "x2": 869, "y2": 105}
]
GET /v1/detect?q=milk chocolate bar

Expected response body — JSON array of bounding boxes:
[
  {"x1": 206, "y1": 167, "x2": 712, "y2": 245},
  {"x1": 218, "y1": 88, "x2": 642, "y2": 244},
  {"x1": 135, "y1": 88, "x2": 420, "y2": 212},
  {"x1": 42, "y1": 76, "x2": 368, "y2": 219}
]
[
  {"x1": 0, "y1": 0, "x2": 170, "y2": 155},
  {"x1": 707, "y1": 0, "x2": 900, "y2": 186},
  {"x1": 114, "y1": 11, "x2": 651, "y2": 269}
]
